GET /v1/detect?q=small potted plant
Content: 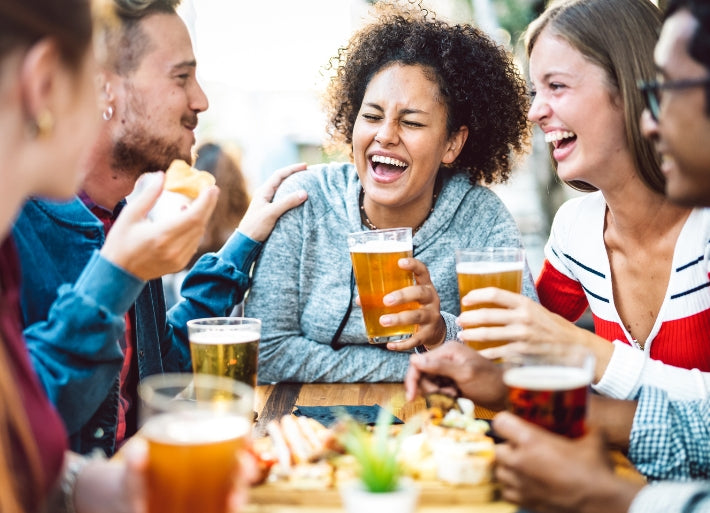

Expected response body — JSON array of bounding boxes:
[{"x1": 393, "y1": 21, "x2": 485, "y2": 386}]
[{"x1": 336, "y1": 408, "x2": 420, "y2": 512}]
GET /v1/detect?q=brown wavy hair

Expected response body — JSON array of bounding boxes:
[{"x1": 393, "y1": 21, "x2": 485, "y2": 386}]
[
  {"x1": 192, "y1": 142, "x2": 250, "y2": 262},
  {"x1": 322, "y1": 0, "x2": 530, "y2": 185}
]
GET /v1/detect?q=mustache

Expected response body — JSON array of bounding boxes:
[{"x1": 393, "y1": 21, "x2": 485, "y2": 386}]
[{"x1": 183, "y1": 113, "x2": 199, "y2": 130}]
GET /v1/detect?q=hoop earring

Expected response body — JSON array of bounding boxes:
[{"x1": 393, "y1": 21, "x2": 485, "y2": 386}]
[
  {"x1": 33, "y1": 109, "x2": 54, "y2": 138},
  {"x1": 102, "y1": 105, "x2": 114, "y2": 121}
]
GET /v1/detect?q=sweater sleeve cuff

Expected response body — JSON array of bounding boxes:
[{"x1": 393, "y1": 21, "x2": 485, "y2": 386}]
[
  {"x1": 73, "y1": 251, "x2": 145, "y2": 315},
  {"x1": 592, "y1": 341, "x2": 644, "y2": 399},
  {"x1": 441, "y1": 311, "x2": 461, "y2": 342},
  {"x1": 217, "y1": 230, "x2": 263, "y2": 275}
]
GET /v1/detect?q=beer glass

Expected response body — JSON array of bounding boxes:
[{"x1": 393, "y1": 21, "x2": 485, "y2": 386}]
[
  {"x1": 187, "y1": 317, "x2": 261, "y2": 388},
  {"x1": 138, "y1": 373, "x2": 254, "y2": 513},
  {"x1": 502, "y1": 344, "x2": 595, "y2": 438},
  {"x1": 348, "y1": 228, "x2": 416, "y2": 344},
  {"x1": 455, "y1": 247, "x2": 525, "y2": 350}
]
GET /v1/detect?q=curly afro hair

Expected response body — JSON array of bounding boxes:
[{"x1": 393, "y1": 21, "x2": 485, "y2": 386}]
[{"x1": 322, "y1": 0, "x2": 530, "y2": 185}]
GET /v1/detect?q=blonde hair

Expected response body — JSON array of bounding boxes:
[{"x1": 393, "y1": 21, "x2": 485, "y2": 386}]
[{"x1": 524, "y1": 0, "x2": 663, "y2": 193}]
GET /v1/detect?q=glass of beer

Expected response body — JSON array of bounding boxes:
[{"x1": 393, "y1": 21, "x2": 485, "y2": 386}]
[
  {"x1": 187, "y1": 317, "x2": 261, "y2": 388},
  {"x1": 502, "y1": 344, "x2": 595, "y2": 438},
  {"x1": 348, "y1": 227, "x2": 416, "y2": 344},
  {"x1": 138, "y1": 373, "x2": 254, "y2": 513},
  {"x1": 455, "y1": 247, "x2": 525, "y2": 350}
]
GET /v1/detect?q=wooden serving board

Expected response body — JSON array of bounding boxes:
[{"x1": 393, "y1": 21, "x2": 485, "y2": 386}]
[{"x1": 249, "y1": 480, "x2": 498, "y2": 506}]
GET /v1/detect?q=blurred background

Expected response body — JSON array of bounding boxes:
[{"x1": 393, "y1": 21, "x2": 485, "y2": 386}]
[{"x1": 177, "y1": 0, "x2": 576, "y2": 279}]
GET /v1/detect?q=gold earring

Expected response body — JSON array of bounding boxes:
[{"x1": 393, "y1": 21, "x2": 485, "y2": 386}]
[{"x1": 34, "y1": 109, "x2": 54, "y2": 138}]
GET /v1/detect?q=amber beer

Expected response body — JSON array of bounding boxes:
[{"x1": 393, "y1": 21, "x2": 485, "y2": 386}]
[
  {"x1": 144, "y1": 412, "x2": 250, "y2": 513},
  {"x1": 348, "y1": 228, "x2": 415, "y2": 344},
  {"x1": 504, "y1": 365, "x2": 590, "y2": 438},
  {"x1": 456, "y1": 261, "x2": 524, "y2": 312},
  {"x1": 187, "y1": 317, "x2": 261, "y2": 388},
  {"x1": 455, "y1": 248, "x2": 524, "y2": 350},
  {"x1": 138, "y1": 373, "x2": 254, "y2": 513},
  {"x1": 190, "y1": 330, "x2": 260, "y2": 388}
]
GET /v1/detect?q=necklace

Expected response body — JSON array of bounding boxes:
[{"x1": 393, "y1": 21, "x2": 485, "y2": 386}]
[{"x1": 358, "y1": 187, "x2": 438, "y2": 235}]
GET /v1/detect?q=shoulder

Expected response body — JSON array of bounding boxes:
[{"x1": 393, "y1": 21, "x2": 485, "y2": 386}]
[
  {"x1": 554, "y1": 191, "x2": 605, "y2": 218},
  {"x1": 550, "y1": 191, "x2": 605, "y2": 231},
  {"x1": 272, "y1": 162, "x2": 356, "y2": 221},
  {"x1": 275, "y1": 162, "x2": 355, "y2": 195}
]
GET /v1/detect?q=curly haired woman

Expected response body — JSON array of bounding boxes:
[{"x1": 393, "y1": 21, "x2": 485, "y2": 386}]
[{"x1": 246, "y1": 0, "x2": 536, "y2": 383}]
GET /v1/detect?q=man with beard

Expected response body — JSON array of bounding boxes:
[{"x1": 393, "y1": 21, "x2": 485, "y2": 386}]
[{"x1": 11, "y1": 0, "x2": 307, "y2": 456}]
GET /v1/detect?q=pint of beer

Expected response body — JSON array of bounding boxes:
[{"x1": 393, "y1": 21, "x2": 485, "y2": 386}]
[
  {"x1": 138, "y1": 373, "x2": 254, "y2": 513},
  {"x1": 188, "y1": 317, "x2": 261, "y2": 388},
  {"x1": 348, "y1": 228, "x2": 416, "y2": 344},
  {"x1": 455, "y1": 248, "x2": 524, "y2": 350},
  {"x1": 502, "y1": 344, "x2": 595, "y2": 438}
]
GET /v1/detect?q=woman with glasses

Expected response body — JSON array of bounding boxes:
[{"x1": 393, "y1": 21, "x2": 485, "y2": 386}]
[{"x1": 449, "y1": 0, "x2": 710, "y2": 401}]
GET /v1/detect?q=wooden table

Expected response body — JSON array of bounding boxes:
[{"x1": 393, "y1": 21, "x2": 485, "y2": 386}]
[{"x1": 246, "y1": 382, "x2": 516, "y2": 513}]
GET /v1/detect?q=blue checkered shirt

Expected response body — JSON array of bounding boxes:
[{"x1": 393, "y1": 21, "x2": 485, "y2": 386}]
[{"x1": 629, "y1": 386, "x2": 710, "y2": 481}]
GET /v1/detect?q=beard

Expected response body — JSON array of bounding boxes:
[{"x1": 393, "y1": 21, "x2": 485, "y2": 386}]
[
  {"x1": 110, "y1": 83, "x2": 195, "y2": 180},
  {"x1": 111, "y1": 131, "x2": 190, "y2": 179}
]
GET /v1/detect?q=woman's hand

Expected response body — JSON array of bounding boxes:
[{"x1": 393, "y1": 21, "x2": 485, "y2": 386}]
[
  {"x1": 374, "y1": 257, "x2": 447, "y2": 352},
  {"x1": 457, "y1": 287, "x2": 613, "y2": 380},
  {"x1": 237, "y1": 163, "x2": 308, "y2": 242},
  {"x1": 404, "y1": 342, "x2": 507, "y2": 410}
]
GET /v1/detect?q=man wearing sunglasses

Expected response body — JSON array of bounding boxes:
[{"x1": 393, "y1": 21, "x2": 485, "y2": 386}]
[{"x1": 488, "y1": 0, "x2": 710, "y2": 511}]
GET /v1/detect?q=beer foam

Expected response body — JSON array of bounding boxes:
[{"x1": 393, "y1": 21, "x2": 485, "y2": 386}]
[
  {"x1": 350, "y1": 239, "x2": 412, "y2": 253},
  {"x1": 143, "y1": 412, "x2": 250, "y2": 444},
  {"x1": 503, "y1": 365, "x2": 591, "y2": 391},
  {"x1": 456, "y1": 261, "x2": 524, "y2": 275},
  {"x1": 190, "y1": 330, "x2": 260, "y2": 345}
]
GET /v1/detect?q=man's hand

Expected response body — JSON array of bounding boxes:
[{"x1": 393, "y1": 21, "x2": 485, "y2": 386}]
[
  {"x1": 404, "y1": 341, "x2": 507, "y2": 410},
  {"x1": 492, "y1": 411, "x2": 643, "y2": 513},
  {"x1": 101, "y1": 171, "x2": 219, "y2": 281},
  {"x1": 237, "y1": 163, "x2": 308, "y2": 242}
]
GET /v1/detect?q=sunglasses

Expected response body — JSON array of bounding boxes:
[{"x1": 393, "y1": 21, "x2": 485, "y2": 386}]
[{"x1": 638, "y1": 77, "x2": 710, "y2": 121}]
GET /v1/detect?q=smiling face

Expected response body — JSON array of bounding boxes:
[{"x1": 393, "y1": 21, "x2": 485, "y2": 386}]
[
  {"x1": 109, "y1": 12, "x2": 208, "y2": 177},
  {"x1": 527, "y1": 29, "x2": 632, "y2": 189},
  {"x1": 641, "y1": 10, "x2": 710, "y2": 207},
  {"x1": 352, "y1": 63, "x2": 466, "y2": 224}
]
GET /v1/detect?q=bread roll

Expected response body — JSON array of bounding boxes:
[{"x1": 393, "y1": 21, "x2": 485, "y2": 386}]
[{"x1": 163, "y1": 159, "x2": 216, "y2": 199}]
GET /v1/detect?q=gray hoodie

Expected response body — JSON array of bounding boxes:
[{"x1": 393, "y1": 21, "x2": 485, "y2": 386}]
[{"x1": 246, "y1": 162, "x2": 536, "y2": 383}]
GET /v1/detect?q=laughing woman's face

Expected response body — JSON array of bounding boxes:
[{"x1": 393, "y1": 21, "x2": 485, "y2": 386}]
[
  {"x1": 352, "y1": 63, "x2": 466, "y2": 223},
  {"x1": 527, "y1": 28, "x2": 631, "y2": 189}
]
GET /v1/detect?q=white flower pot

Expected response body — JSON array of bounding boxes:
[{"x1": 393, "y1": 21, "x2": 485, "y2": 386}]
[{"x1": 339, "y1": 478, "x2": 419, "y2": 513}]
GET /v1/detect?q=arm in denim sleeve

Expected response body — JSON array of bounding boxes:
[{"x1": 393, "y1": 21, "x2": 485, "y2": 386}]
[
  {"x1": 168, "y1": 230, "x2": 262, "y2": 360},
  {"x1": 629, "y1": 386, "x2": 710, "y2": 480},
  {"x1": 24, "y1": 251, "x2": 144, "y2": 435}
]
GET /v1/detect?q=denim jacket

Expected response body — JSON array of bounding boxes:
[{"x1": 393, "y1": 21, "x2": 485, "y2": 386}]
[{"x1": 13, "y1": 196, "x2": 261, "y2": 455}]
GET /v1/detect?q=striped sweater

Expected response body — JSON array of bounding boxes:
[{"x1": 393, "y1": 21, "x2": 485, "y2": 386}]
[{"x1": 537, "y1": 193, "x2": 710, "y2": 398}]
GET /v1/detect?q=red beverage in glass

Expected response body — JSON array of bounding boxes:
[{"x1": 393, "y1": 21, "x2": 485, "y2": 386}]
[{"x1": 503, "y1": 365, "x2": 590, "y2": 438}]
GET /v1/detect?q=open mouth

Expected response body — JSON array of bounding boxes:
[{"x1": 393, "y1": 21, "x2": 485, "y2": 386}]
[
  {"x1": 544, "y1": 130, "x2": 577, "y2": 150},
  {"x1": 370, "y1": 154, "x2": 408, "y2": 181}
]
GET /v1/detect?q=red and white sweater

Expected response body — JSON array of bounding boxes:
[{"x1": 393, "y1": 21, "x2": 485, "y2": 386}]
[{"x1": 538, "y1": 193, "x2": 710, "y2": 399}]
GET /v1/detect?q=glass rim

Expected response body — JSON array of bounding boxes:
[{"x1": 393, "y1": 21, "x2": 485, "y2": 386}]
[
  {"x1": 455, "y1": 247, "x2": 525, "y2": 261},
  {"x1": 186, "y1": 316, "x2": 261, "y2": 328},
  {"x1": 138, "y1": 372, "x2": 254, "y2": 411},
  {"x1": 347, "y1": 226, "x2": 412, "y2": 237}
]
